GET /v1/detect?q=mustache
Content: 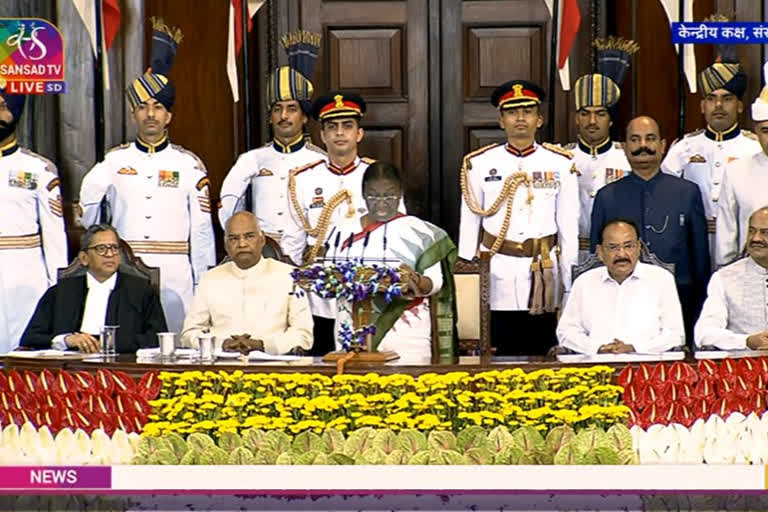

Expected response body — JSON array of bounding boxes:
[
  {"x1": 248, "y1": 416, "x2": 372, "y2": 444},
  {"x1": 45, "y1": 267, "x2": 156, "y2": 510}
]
[
  {"x1": 613, "y1": 258, "x2": 631, "y2": 264},
  {"x1": 631, "y1": 147, "x2": 656, "y2": 156},
  {"x1": 750, "y1": 242, "x2": 767, "y2": 248},
  {"x1": 0, "y1": 120, "x2": 12, "y2": 129}
]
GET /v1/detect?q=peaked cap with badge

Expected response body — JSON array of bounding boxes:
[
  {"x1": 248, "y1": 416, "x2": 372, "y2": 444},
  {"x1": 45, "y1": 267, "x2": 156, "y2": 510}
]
[
  {"x1": 699, "y1": 15, "x2": 747, "y2": 99},
  {"x1": 491, "y1": 80, "x2": 545, "y2": 110},
  {"x1": 312, "y1": 91, "x2": 367, "y2": 121},
  {"x1": 266, "y1": 30, "x2": 321, "y2": 116},
  {"x1": 126, "y1": 17, "x2": 183, "y2": 111},
  {"x1": 573, "y1": 36, "x2": 639, "y2": 112}
]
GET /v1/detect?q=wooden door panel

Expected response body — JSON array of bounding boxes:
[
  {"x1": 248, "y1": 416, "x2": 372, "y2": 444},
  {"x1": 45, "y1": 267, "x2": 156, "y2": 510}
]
[{"x1": 329, "y1": 28, "x2": 404, "y2": 98}]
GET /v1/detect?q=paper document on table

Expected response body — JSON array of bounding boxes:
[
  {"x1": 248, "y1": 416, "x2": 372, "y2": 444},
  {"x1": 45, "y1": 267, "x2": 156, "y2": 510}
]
[
  {"x1": 214, "y1": 350, "x2": 302, "y2": 361},
  {"x1": 136, "y1": 348, "x2": 198, "y2": 359},
  {"x1": 556, "y1": 352, "x2": 686, "y2": 363},
  {"x1": 694, "y1": 350, "x2": 768, "y2": 360},
  {"x1": 4, "y1": 349, "x2": 88, "y2": 359}
]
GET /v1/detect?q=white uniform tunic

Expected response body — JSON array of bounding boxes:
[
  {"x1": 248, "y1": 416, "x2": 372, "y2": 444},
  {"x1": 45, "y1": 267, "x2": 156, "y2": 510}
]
[
  {"x1": 0, "y1": 141, "x2": 67, "y2": 352},
  {"x1": 662, "y1": 125, "x2": 761, "y2": 266},
  {"x1": 716, "y1": 150, "x2": 768, "y2": 267},
  {"x1": 458, "y1": 142, "x2": 580, "y2": 310},
  {"x1": 565, "y1": 137, "x2": 631, "y2": 262},
  {"x1": 79, "y1": 136, "x2": 216, "y2": 332},
  {"x1": 218, "y1": 136, "x2": 326, "y2": 248}
]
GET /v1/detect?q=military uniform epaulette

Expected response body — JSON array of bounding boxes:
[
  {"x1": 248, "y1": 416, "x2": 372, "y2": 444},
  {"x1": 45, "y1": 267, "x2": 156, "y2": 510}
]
[
  {"x1": 742, "y1": 129, "x2": 757, "y2": 140},
  {"x1": 462, "y1": 143, "x2": 501, "y2": 170},
  {"x1": 563, "y1": 142, "x2": 577, "y2": 150},
  {"x1": 291, "y1": 158, "x2": 325, "y2": 176},
  {"x1": 361, "y1": 156, "x2": 376, "y2": 164},
  {"x1": 172, "y1": 143, "x2": 208, "y2": 173},
  {"x1": 106, "y1": 142, "x2": 131, "y2": 155},
  {"x1": 306, "y1": 142, "x2": 327, "y2": 155},
  {"x1": 19, "y1": 148, "x2": 58, "y2": 175},
  {"x1": 613, "y1": 141, "x2": 624, "y2": 149},
  {"x1": 684, "y1": 128, "x2": 705, "y2": 138},
  {"x1": 541, "y1": 142, "x2": 573, "y2": 160}
]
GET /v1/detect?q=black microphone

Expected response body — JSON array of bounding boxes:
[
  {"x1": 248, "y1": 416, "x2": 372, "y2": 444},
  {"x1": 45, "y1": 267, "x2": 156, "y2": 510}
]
[
  {"x1": 324, "y1": 226, "x2": 337, "y2": 263},
  {"x1": 332, "y1": 231, "x2": 341, "y2": 263},
  {"x1": 345, "y1": 232, "x2": 355, "y2": 261},
  {"x1": 360, "y1": 231, "x2": 371, "y2": 264}
]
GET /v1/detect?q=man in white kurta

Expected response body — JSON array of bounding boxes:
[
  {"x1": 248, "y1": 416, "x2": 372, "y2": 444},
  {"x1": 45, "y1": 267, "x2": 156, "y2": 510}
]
[
  {"x1": 181, "y1": 212, "x2": 312, "y2": 354},
  {"x1": 695, "y1": 207, "x2": 768, "y2": 350},
  {"x1": 0, "y1": 90, "x2": 67, "y2": 353},
  {"x1": 716, "y1": 88, "x2": 768, "y2": 266},
  {"x1": 664, "y1": 56, "x2": 760, "y2": 267},
  {"x1": 557, "y1": 220, "x2": 684, "y2": 354}
]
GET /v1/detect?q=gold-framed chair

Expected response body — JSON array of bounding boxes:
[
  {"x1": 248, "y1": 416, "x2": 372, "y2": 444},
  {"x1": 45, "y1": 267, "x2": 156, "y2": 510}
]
[{"x1": 58, "y1": 239, "x2": 161, "y2": 295}]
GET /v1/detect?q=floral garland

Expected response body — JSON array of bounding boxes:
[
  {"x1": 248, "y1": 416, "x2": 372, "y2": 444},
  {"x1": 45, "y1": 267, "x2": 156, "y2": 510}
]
[
  {"x1": 337, "y1": 321, "x2": 376, "y2": 352},
  {"x1": 143, "y1": 367, "x2": 629, "y2": 438}
]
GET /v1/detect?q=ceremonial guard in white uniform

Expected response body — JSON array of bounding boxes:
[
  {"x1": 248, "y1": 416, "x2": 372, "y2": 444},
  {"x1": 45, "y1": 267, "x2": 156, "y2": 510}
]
[
  {"x1": 458, "y1": 80, "x2": 579, "y2": 355},
  {"x1": 218, "y1": 31, "x2": 326, "y2": 250},
  {"x1": 716, "y1": 84, "x2": 768, "y2": 267},
  {"x1": 565, "y1": 37, "x2": 636, "y2": 261},
  {"x1": 662, "y1": 46, "x2": 760, "y2": 266},
  {"x1": 79, "y1": 19, "x2": 215, "y2": 332},
  {"x1": 0, "y1": 91, "x2": 67, "y2": 352}
]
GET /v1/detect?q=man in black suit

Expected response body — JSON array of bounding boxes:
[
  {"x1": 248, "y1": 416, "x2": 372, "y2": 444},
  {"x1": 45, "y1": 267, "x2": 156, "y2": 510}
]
[
  {"x1": 590, "y1": 116, "x2": 711, "y2": 345},
  {"x1": 20, "y1": 224, "x2": 167, "y2": 353}
]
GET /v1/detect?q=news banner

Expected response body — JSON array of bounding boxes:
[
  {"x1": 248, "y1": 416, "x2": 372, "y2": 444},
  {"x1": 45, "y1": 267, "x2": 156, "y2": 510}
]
[{"x1": 673, "y1": 21, "x2": 768, "y2": 43}]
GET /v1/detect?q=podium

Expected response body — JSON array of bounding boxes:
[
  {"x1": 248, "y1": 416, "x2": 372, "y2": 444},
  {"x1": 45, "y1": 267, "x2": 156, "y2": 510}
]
[{"x1": 293, "y1": 259, "x2": 408, "y2": 364}]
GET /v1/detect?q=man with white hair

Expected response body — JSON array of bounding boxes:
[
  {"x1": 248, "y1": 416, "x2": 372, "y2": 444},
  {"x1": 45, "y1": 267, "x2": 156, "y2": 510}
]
[{"x1": 716, "y1": 85, "x2": 768, "y2": 266}]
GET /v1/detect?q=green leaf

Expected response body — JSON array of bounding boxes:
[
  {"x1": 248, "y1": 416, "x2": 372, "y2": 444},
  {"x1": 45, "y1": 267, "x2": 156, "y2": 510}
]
[
  {"x1": 292, "y1": 431, "x2": 329, "y2": 455},
  {"x1": 164, "y1": 433, "x2": 188, "y2": 463},
  {"x1": 343, "y1": 428, "x2": 377, "y2": 456},
  {"x1": 427, "y1": 431, "x2": 458, "y2": 451},
  {"x1": 255, "y1": 448, "x2": 279, "y2": 464},
  {"x1": 264, "y1": 430, "x2": 292, "y2": 454},
  {"x1": 494, "y1": 444, "x2": 523, "y2": 464},
  {"x1": 186, "y1": 433, "x2": 216, "y2": 452},
  {"x1": 487, "y1": 425, "x2": 513, "y2": 453},
  {"x1": 227, "y1": 446, "x2": 256, "y2": 465},
  {"x1": 617, "y1": 448, "x2": 638, "y2": 465},
  {"x1": 136, "y1": 437, "x2": 172, "y2": 459},
  {"x1": 329, "y1": 452, "x2": 355, "y2": 465},
  {"x1": 607, "y1": 424, "x2": 633, "y2": 452},
  {"x1": 407, "y1": 450, "x2": 431, "y2": 464},
  {"x1": 148, "y1": 448, "x2": 177, "y2": 465},
  {"x1": 384, "y1": 449, "x2": 410, "y2": 465},
  {"x1": 322, "y1": 429, "x2": 346, "y2": 453},
  {"x1": 397, "y1": 429, "x2": 428, "y2": 454},
  {"x1": 573, "y1": 427, "x2": 608, "y2": 454},
  {"x1": 179, "y1": 448, "x2": 209, "y2": 465},
  {"x1": 242, "y1": 428, "x2": 267, "y2": 453},
  {"x1": 429, "y1": 449, "x2": 467, "y2": 465},
  {"x1": 217, "y1": 432, "x2": 243, "y2": 452},
  {"x1": 464, "y1": 447, "x2": 494, "y2": 465},
  {"x1": 589, "y1": 446, "x2": 619, "y2": 465},
  {"x1": 359, "y1": 447, "x2": 387, "y2": 464},
  {"x1": 553, "y1": 442, "x2": 585, "y2": 465},
  {"x1": 275, "y1": 452, "x2": 294, "y2": 465},
  {"x1": 532, "y1": 444, "x2": 554, "y2": 465},
  {"x1": 511, "y1": 426, "x2": 544, "y2": 452},
  {"x1": 295, "y1": 450, "x2": 326, "y2": 465},
  {"x1": 372, "y1": 429, "x2": 398, "y2": 455},
  {"x1": 545, "y1": 425, "x2": 575, "y2": 454},
  {"x1": 456, "y1": 426, "x2": 491, "y2": 453}
]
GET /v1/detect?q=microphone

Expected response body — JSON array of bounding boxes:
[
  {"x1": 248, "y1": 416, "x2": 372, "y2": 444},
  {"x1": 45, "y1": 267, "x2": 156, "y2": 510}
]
[
  {"x1": 332, "y1": 231, "x2": 341, "y2": 263},
  {"x1": 345, "y1": 232, "x2": 354, "y2": 261},
  {"x1": 324, "y1": 226, "x2": 337, "y2": 262},
  {"x1": 360, "y1": 231, "x2": 371, "y2": 264}
]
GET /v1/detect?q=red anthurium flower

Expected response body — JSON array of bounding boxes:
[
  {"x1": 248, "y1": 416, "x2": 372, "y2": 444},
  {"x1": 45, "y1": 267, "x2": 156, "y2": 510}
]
[
  {"x1": 95, "y1": 369, "x2": 116, "y2": 395},
  {"x1": 73, "y1": 371, "x2": 95, "y2": 393},
  {"x1": 635, "y1": 363, "x2": 653, "y2": 386},
  {"x1": 0, "y1": 391, "x2": 12, "y2": 412},
  {"x1": 0, "y1": 372, "x2": 8, "y2": 392},
  {"x1": 11, "y1": 391, "x2": 38, "y2": 413},
  {"x1": 54, "y1": 370, "x2": 78, "y2": 396},
  {"x1": 757, "y1": 357, "x2": 768, "y2": 379},
  {"x1": 21, "y1": 371, "x2": 39, "y2": 396},
  {"x1": 96, "y1": 394, "x2": 116, "y2": 416},
  {"x1": 622, "y1": 383, "x2": 641, "y2": 408},
  {"x1": 651, "y1": 363, "x2": 670, "y2": 383},
  {"x1": 733, "y1": 375, "x2": 755, "y2": 399},
  {"x1": 61, "y1": 408, "x2": 77, "y2": 430},
  {"x1": 618, "y1": 365, "x2": 634, "y2": 387},
  {"x1": 130, "y1": 413, "x2": 145, "y2": 432},
  {"x1": 40, "y1": 393, "x2": 63, "y2": 413},
  {"x1": 8, "y1": 409, "x2": 26, "y2": 427},
  {"x1": 711, "y1": 397, "x2": 735, "y2": 418},
  {"x1": 74, "y1": 410, "x2": 94, "y2": 432},
  {"x1": 38, "y1": 369, "x2": 55, "y2": 395},
  {"x1": 692, "y1": 398, "x2": 710, "y2": 419},
  {"x1": 34, "y1": 408, "x2": 60, "y2": 432},
  {"x1": 128, "y1": 392, "x2": 151, "y2": 420},
  {"x1": 6, "y1": 370, "x2": 23, "y2": 394},
  {"x1": 61, "y1": 394, "x2": 80, "y2": 410},
  {"x1": 115, "y1": 414, "x2": 134, "y2": 434},
  {"x1": 669, "y1": 362, "x2": 697, "y2": 384},
  {"x1": 716, "y1": 378, "x2": 735, "y2": 399},
  {"x1": 94, "y1": 414, "x2": 116, "y2": 436},
  {"x1": 111, "y1": 371, "x2": 136, "y2": 394},
  {"x1": 739, "y1": 358, "x2": 759, "y2": 378},
  {"x1": 719, "y1": 358, "x2": 741, "y2": 380},
  {"x1": 697, "y1": 359, "x2": 719, "y2": 380},
  {"x1": 625, "y1": 407, "x2": 639, "y2": 427},
  {"x1": 750, "y1": 392, "x2": 765, "y2": 415},
  {"x1": 674, "y1": 404, "x2": 695, "y2": 427},
  {"x1": 640, "y1": 402, "x2": 663, "y2": 427},
  {"x1": 138, "y1": 371, "x2": 162, "y2": 400},
  {"x1": 669, "y1": 383, "x2": 695, "y2": 408},
  {"x1": 692, "y1": 379, "x2": 715, "y2": 400},
  {"x1": 0, "y1": 408, "x2": 6, "y2": 426}
]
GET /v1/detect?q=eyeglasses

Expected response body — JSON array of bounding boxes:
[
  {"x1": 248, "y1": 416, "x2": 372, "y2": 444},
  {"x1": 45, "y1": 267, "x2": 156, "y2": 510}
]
[
  {"x1": 365, "y1": 195, "x2": 399, "y2": 203},
  {"x1": 603, "y1": 241, "x2": 639, "y2": 254},
  {"x1": 87, "y1": 244, "x2": 120, "y2": 256}
]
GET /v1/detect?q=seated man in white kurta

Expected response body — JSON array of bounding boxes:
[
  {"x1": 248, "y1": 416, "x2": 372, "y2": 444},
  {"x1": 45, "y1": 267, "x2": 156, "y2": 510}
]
[
  {"x1": 695, "y1": 206, "x2": 768, "y2": 350},
  {"x1": 180, "y1": 212, "x2": 313, "y2": 354},
  {"x1": 556, "y1": 219, "x2": 684, "y2": 354}
]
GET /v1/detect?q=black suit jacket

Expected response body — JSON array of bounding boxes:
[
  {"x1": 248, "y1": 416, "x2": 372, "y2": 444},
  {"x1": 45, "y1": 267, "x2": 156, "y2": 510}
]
[{"x1": 20, "y1": 272, "x2": 167, "y2": 353}]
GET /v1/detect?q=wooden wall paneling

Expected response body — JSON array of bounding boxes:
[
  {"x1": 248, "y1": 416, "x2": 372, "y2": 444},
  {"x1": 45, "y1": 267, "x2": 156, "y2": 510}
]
[{"x1": 428, "y1": 0, "x2": 443, "y2": 225}]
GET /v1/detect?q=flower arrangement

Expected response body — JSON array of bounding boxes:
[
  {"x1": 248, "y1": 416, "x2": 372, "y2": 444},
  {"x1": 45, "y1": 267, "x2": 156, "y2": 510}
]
[
  {"x1": 143, "y1": 367, "x2": 629, "y2": 438},
  {"x1": 291, "y1": 258, "x2": 407, "y2": 303},
  {"x1": 0, "y1": 422, "x2": 139, "y2": 465},
  {"x1": 337, "y1": 321, "x2": 376, "y2": 352},
  {"x1": 620, "y1": 359, "x2": 768, "y2": 429},
  {"x1": 132, "y1": 424, "x2": 636, "y2": 465},
  {"x1": 0, "y1": 369, "x2": 162, "y2": 434}
]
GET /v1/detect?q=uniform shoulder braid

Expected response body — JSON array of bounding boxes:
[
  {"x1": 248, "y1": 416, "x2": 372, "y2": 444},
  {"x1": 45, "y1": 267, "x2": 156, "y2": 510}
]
[
  {"x1": 106, "y1": 142, "x2": 131, "y2": 155},
  {"x1": 19, "y1": 148, "x2": 58, "y2": 176},
  {"x1": 461, "y1": 142, "x2": 502, "y2": 169},
  {"x1": 291, "y1": 158, "x2": 325, "y2": 177},
  {"x1": 541, "y1": 142, "x2": 573, "y2": 160},
  {"x1": 306, "y1": 141, "x2": 327, "y2": 155},
  {"x1": 361, "y1": 156, "x2": 376, "y2": 164},
  {"x1": 684, "y1": 128, "x2": 704, "y2": 139},
  {"x1": 742, "y1": 129, "x2": 758, "y2": 140},
  {"x1": 563, "y1": 142, "x2": 577, "y2": 150},
  {"x1": 171, "y1": 143, "x2": 208, "y2": 173}
]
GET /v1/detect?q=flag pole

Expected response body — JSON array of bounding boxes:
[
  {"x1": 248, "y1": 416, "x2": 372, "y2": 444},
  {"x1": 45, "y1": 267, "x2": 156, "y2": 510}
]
[
  {"x1": 241, "y1": 0, "x2": 254, "y2": 211},
  {"x1": 677, "y1": 0, "x2": 686, "y2": 139},
  {"x1": 94, "y1": 0, "x2": 109, "y2": 223},
  {"x1": 547, "y1": 0, "x2": 560, "y2": 142}
]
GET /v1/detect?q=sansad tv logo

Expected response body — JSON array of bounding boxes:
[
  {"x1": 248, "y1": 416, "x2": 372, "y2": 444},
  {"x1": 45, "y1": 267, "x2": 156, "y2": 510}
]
[{"x1": 0, "y1": 18, "x2": 66, "y2": 95}]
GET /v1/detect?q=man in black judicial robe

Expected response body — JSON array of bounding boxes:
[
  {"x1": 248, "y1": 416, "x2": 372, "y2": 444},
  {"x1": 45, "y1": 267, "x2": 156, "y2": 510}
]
[
  {"x1": 20, "y1": 224, "x2": 166, "y2": 354},
  {"x1": 590, "y1": 116, "x2": 711, "y2": 345}
]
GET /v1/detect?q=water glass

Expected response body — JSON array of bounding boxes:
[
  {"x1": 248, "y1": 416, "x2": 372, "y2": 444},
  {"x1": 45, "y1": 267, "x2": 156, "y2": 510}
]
[
  {"x1": 197, "y1": 333, "x2": 216, "y2": 363},
  {"x1": 157, "y1": 332, "x2": 176, "y2": 360},
  {"x1": 100, "y1": 325, "x2": 118, "y2": 358}
]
